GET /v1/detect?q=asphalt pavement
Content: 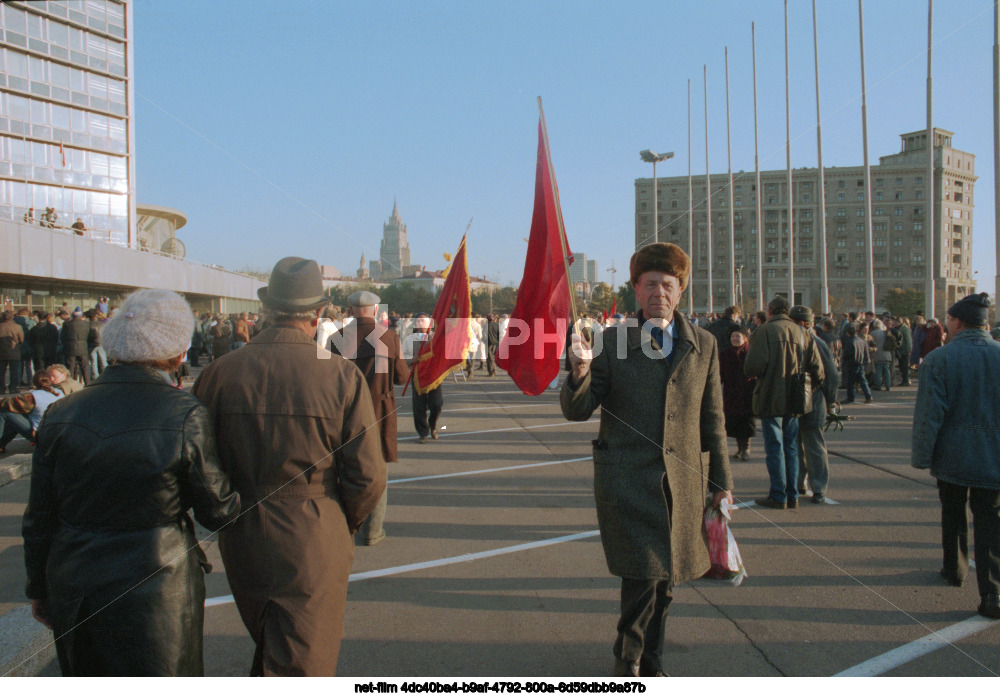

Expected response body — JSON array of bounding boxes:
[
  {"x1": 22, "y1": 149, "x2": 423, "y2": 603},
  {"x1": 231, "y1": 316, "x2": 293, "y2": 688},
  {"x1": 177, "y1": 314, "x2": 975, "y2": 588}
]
[{"x1": 0, "y1": 366, "x2": 997, "y2": 678}]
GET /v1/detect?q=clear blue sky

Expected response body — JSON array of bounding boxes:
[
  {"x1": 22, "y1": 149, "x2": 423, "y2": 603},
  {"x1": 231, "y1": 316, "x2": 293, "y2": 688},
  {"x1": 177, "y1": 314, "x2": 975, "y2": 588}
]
[{"x1": 133, "y1": 0, "x2": 998, "y2": 293}]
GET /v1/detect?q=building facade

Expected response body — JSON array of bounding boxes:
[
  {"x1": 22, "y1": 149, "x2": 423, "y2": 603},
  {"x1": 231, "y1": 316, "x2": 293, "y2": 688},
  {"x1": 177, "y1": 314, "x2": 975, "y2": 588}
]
[
  {"x1": 635, "y1": 129, "x2": 976, "y2": 316},
  {"x1": 370, "y1": 198, "x2": 416, "y2": 281},
  {"x1": 0, "y1": 0, "x2": 134, "y2": 245}
]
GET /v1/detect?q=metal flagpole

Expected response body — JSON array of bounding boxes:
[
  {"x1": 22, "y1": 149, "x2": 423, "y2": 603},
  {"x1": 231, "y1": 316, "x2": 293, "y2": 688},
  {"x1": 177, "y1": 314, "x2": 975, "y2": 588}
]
[
  {"x1": 725, "y1": 46, "x2": 736, "y2": 307},
  {"x1": 926, "y1": 0, "x2": 936, "y2": 318},
  {"x1": 785, "y1": 0, "x2": 795, "y2": 304},
  {"x1": 688, "y1": 78, "x2": 695, "y2": 316},
  {"x1": 859, "y1": 0, "x2": 875, "y2": 312},
  {"x1": 704, "y1": 64, "x2": 713, "y2": 315},
  {"x1": 994, "y1": 0, "x2": 1000, "y2": 313},
  {"x1": 753, "y1": 22, "x2": 764, "y2": 310},
  {"x1": 813, "y1": 0, "x2": 830, "y2": 315}
]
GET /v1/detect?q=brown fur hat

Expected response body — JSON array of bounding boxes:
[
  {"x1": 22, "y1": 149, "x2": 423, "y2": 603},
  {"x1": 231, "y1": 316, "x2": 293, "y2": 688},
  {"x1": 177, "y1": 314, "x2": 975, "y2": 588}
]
[{"x1": 629, "y1": 242, "x2": 690, "y2": 289}]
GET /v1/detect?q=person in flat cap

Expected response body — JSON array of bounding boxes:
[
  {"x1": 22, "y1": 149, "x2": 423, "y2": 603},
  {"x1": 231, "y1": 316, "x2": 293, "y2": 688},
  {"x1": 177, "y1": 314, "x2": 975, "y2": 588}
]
[
  {"x1": 745, "y1": 295, "x2": 824, "y2": 510},
  {"x1": 789, "y1": 305, "x2": 839, "y2": 503},
  {"x1": 23, "y1": 289, "x2": 241, "y2": 675},
  {"x1": 59, "y1": 304, "x2": 95, "y2": 384},
  {"x1": 330, "y1": 287, "x2": 408, "y2": 546},
  {"x1": 913, "y1": 291, "x2": 1000, "y2": 619},
  {"x1": 194, "y1": 257, "x2": 386, "y2": 675},
  {"x1": 561, "y1": 242, "x2": 734, "y2": 677}
]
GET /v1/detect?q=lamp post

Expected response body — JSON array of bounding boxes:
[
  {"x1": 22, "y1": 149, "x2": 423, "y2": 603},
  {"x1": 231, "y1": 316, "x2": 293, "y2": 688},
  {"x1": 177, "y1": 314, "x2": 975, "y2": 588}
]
[{"x1": 640, "y1": 150, "x2": 674, "y2": 245}]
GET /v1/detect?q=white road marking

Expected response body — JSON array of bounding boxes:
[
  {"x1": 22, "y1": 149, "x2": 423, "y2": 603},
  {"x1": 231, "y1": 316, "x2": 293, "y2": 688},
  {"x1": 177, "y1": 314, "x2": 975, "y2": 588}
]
[
  {"x1": 398, "y1": 403, "x2": 560, "y2": 417},
  {"x1": 398, "y1": 419, "x2": 597, "y2": 441},
  {"x1": 390, "y1": 456, "x2": 591, "y2": 484},
  {"x1": 834, "y1": 615, "x2": 999, "y2": 676},
  {"x1": 204, "y1": 530, "x2": 603, "y2": 608},
  {"x1": 735, "y1": 496, "x2": 840, "y2": 510}
]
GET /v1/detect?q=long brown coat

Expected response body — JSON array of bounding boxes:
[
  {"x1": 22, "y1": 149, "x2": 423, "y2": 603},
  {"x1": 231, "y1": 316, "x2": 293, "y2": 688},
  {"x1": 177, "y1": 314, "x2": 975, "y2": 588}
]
[
  {"x1": 561, "y1": 313, "x2": 733, "y2": 583},
  {"x1": 330, "y1": 317, "x2": 409, "y2": 462},
  {"x1": 193, "y1": 324, "x2": 386, "y2": 676}
]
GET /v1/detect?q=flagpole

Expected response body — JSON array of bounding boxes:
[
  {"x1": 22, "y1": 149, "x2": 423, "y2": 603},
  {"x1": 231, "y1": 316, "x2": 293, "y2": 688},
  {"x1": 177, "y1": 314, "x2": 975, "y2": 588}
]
[
  {"x1": 537, "y1": 97, "x2": 578, "y2": 326},
  {"x1": 785, "y1": 0, "x2": 795, "y2": 305},
  {"x1": 725, "y1": 46, "x2": 736, "y2": 308},
  {"x1": 753, "y1": 22, "x2": 764, "y2": 311},
  {"x1": 704, "y1": 65, "x2": 713, "y2": 315},
  {"x1": 859, "y1": 0, "x2": 875, "y2": 312},
  {"x1": 926, "y1": 0, "x2": 936, "y2": 318},
  {"x1": 813, "y1": 0, "x2": 830, "y2": 315}
]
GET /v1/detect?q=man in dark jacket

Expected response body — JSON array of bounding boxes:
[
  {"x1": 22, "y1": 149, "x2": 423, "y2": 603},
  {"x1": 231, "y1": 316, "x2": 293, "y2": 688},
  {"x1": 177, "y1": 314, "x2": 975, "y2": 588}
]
[
  {"x1": 841, "y1": 324, "x2": 873, "y2": 404},
  {"x1": 562, "y1": 243, "x2": 733, "y2": 677},
  {"x1": 13, "y1": 309, "x2": 35, "y2": 387},
  {"x1": 194, "y1": 257, "x2": 386, "y2": 676},
  {"x1": 891, "y1": 316, "x2": 913, "y2": 386},
  {"x1": 912, "y1": 293, "x2": 1000, "y2": 619},
  {"x1": 485, "y1": 314, "x2": 500, "y2": 377},
  {"x1": 60, "y1": 309, "x2": 93, "y2": 384},
  {"x1": 332, "y1": 290, "x2": 409, "y2": 546},
  {"x1": 744, "y1": 296, "x2": 824, "y2": 509},
  {"x1": 0, "y1": 311, "x2": 25, "y2": 393},
  {"x1": 706, "y1": 305, "x2": 742, "y2": 350},
  {"x1": 790, "y1": 306, "x2": 839, "y2": 504},
  {"x1": 28, "y1": 314, "x2": 58, "y2": 371}
]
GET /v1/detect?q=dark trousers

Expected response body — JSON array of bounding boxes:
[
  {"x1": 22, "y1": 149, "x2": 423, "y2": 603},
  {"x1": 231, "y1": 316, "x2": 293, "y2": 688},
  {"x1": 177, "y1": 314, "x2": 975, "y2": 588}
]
[
  {"x1": 412, "y1": 387, "x2": 443, "y2": 437},
  {"x1": 486, "y1": 345, "x2": 497, "y2": 376},
  {"x1": 844, "y1": 364, "x2": 871, "y2": 402},
  {"x1": 65, "y1": 353, "x2": 91, "y2": 385},
  {"x1": 897, "y1": 354, "x2": 910, "y2": 384},
  {"x1": 938, "y1": 480, "x2": 1000, "y2": 598},
  {"x1": 614, "y1": 578, "x2": 673, "y2": 675},
  {"x1": 0, "y1": 359, "x2": 21, "y2": 392}
]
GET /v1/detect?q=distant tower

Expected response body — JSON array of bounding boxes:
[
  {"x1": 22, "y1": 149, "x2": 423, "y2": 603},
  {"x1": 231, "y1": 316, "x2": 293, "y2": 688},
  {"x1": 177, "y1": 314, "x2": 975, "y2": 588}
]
[
  {"x1": 378, "y1": 197, "x2": 411, "y2": 280},
  {"x1": 358, "y1": 252, "x2": 369, "y2": 279}
]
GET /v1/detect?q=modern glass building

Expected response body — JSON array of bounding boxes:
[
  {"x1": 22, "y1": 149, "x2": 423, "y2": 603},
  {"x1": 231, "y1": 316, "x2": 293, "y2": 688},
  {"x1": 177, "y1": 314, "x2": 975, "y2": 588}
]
[{"x1": 0, "y1": 0, "x2": 133, "y2": 245}]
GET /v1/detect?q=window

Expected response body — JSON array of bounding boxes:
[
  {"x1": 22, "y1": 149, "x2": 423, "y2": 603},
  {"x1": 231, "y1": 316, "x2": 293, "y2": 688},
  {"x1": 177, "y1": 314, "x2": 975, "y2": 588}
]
[
  {"x1": 894, "y1": 222, "x2": 903, "y2": 231},
  {"x1": 895, "y1": 191, "x2": 903, "y2": 200},
  {"x1": 914, "y1": 206, "x2": 923, "y2": 215},
  {"x1": 875, "y1": 191, "x2": 883, "y2": 201},
  {"x1": 913, "y1": 221, "x2": 923, "y2": 231},
  {"x1": 894, "y1": 206, "x2": 903, "y2": 216},
  {"x1": 874, "y1": 207, "x2": 884, "y2": 216},
  {"x1": 892, "y1": 237, "x2": 903, "y2": 246},
  {"x1": 895, "y1": 177, "x2": 903, "y2": 186},
  {"x1": 913, "y1": 252, "x2": 924, "y2": 262},
  {"x1": 856, "y1": 208, "x2": 864, "y2": 217},
  {"x1": 915, "y1": 190, "x2": 923, "y2": 199},
  {"x1": 836, "y1": 208, "x2": 846, "y2": 218},
  {"x1": 857, "y1": 193, "x2": 865, "y2": 201},
  {"x1": 837, "y1": 192, "x2": 846, "y2": 202},
  {"x1": 914, "y1": 177, "x2": 923, "y2": 185},
  {"x1": 913, "y1": 236, "x2": 924, "y2": 247}
]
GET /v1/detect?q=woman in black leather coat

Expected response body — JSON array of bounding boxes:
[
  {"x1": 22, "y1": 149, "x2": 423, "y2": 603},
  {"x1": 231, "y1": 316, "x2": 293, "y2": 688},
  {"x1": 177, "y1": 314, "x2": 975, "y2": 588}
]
[{"x1": 22, "y1": 289, "x2": 240, "y2": 676}]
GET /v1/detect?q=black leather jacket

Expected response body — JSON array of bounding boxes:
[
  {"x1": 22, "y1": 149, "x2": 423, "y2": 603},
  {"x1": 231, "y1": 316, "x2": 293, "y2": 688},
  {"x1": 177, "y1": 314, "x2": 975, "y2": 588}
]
[{"x1": 22, "y1": 364, "x2": 240, "y2": 676}]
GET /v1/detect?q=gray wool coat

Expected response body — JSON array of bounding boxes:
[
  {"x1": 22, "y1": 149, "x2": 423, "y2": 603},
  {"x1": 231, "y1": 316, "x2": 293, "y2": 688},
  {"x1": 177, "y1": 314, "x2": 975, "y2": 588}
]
[{"x1": 561, "y1": 313, "x2": 734, "y2": 583}]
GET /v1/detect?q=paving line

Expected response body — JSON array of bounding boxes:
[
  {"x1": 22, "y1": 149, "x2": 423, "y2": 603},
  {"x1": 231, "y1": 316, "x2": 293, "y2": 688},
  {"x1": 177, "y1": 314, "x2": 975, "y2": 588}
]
[
  {"x1": 390, "y1": 456, "x2": 591, "y2": 484},
  {"x1": 398, "y1": 403, "x2": 560, "y2": 417},
  {"x1": 398, "y1": 419, "x2": 597, "y2": 441},
  {"x1": 204, "y1": 530, "x2": 602, "y2": 608},
  {"x1": 834, "y1": 615, "x2": 999, "y2": 676},
  {"x1": 734, "y1": 497, "x2": 839, "y2": 510}
]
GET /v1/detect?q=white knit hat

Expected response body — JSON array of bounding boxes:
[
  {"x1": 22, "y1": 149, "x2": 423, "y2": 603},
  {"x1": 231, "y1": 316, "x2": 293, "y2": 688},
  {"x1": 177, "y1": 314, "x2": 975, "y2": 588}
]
[{"x1": 103, "y1": 289, "x2": 195, "y2": 362}]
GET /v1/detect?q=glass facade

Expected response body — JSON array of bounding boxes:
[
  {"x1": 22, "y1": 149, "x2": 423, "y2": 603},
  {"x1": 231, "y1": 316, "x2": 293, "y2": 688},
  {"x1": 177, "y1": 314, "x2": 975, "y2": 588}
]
[{"x1": 0, "y1": 0, "x2": 131, "y2": 244}]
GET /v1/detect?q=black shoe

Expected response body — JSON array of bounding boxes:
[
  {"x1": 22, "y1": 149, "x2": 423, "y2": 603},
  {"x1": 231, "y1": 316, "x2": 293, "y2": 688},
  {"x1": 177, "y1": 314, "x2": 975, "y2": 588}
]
[
  {"x1": 864, "y1": 398, "x2": 873, "y2": 404},
  {"x1": 940, "y1": 568, "x2": 965, "y2": 587},
  {"x1": 755, "y1": 496, "x2": 786, "y2": 510},
  {"x1": 417, "y1": 436, "x2": 427, "y2": 444},
  {"x1": 798, "y1": 487, "x2": 808, "y2": 496},
  {"x1": 613, "y1": 659, "x2": 640, "y2": 677},
  {"x1": 787, "y1": 499, "x2": 798, "y2": 509},
  {"x1": 978, "y1": 593, "x2": 1000, "y2": 619},
  {"x1": 811, "y1": 494, "x2": 827, "y2": 504}
]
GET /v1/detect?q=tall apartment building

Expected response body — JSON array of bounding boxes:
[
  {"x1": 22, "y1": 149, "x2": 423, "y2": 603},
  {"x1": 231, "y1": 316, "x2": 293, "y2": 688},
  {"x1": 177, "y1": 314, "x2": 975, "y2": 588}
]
[
  {"x1": 371, "y1": 198, "x2": 414, "y2": 281},
  {"x1": 634, "y1": 129, "x2": 976, "y2": 316},
  {"x1": 0, "y1": 0, "x2": 134, "y2": 245}
]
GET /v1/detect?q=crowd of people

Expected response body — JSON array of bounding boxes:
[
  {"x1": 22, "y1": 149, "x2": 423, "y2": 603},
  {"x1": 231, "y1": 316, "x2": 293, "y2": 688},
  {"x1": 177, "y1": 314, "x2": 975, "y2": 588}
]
[{"x1": 3, "y1": 248, "x2": 998, "y2": 677}]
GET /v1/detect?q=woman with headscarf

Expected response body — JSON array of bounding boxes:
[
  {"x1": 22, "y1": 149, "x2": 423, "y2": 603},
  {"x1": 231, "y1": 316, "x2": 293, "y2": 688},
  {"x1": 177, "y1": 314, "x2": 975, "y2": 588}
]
[
  {"x1": 718, "y1": 328, "x2": 756, "y2": 460},
  {"x1": 922, "y1": 317, "x2": 946, "y2": 358},
  {"x1": 22, "y1": 289, "x2": 241, "y2": 676}
]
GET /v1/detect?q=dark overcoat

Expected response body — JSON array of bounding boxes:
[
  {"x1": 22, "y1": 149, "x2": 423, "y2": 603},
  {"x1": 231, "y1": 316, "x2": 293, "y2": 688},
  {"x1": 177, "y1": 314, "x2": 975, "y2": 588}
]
[
  {"x1": 23, "y1": 365, "x2": 240, "y2": 675},
  {"x1": 561, "y1": 313, "x2": 733, "y2": 583},
  {"x1": 331, "y1": 317, "x2": 409, "y2": 462},
  {"x1": 193, "y1": 324, "x2": 386, "y2": 676}
]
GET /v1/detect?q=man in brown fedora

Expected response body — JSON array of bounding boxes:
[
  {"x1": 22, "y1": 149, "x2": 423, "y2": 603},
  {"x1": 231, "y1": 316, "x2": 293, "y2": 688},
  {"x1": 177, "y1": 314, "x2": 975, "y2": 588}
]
[{"x1": 194, "y1": 256, "x2": 386, "y2": 676}]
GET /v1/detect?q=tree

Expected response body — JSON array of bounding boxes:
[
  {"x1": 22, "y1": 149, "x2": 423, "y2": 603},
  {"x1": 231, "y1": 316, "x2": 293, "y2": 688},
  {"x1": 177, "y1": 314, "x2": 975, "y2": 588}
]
[
  {"x1": 378, "y1": 283, "x2": 437, "y2": 315},
  {"x1": 616, "y1": 283, "x2": 636, "y2": 314},
  {"x1": 588, "y1": 282, "x2": 615, "y2": 314},
  {"x1": 882, "y1": 287, "x2": 924, "y2": 318}
]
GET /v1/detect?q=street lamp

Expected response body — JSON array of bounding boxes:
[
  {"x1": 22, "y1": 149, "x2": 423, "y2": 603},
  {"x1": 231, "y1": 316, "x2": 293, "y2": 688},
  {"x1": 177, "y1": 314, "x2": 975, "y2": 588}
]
[{"x1": 640, "y1": 150, "x2": 674, "y2": 245}]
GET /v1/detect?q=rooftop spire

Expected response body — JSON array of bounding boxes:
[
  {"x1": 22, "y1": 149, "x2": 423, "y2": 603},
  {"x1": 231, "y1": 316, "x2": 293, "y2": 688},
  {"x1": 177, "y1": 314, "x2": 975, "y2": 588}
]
[{"x1": 392, "y1": 196, "x2": 399, "y2": 219}]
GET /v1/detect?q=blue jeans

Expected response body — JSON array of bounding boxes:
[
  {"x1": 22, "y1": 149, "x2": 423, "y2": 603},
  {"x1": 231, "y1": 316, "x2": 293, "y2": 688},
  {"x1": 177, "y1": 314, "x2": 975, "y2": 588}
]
[
  {"x1": 874, "y1": 361, "x2": 892, "y2": 390},
  {"x1": 761, "y1": 416, "x2": 800, "y2": 504},
  {"x1": 0, "y1": 412, "x2": 32, "y2": 450},
  {"x1": 797, "y1": 424, "x2": 829, "y2": 496},
  {"x1": 844, "y1": 364, "x2": 872, "y2": 402}
]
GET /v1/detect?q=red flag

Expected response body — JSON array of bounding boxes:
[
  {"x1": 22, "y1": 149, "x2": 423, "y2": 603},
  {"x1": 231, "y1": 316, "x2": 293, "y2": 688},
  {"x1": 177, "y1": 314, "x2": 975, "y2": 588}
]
[
  {"x1": 602, "y1": 310, "x2": 608, "y2": 323},
  {"x1": 409, "y1": 236, "x2": 472, "y2": 395},
  {"x1": 59, "y1": 142, "x2": 66, "y2": 167},
  {"x1": 611, "y1": 300, "x2": 617, "y2": 316},
  {"x1": 496, "y1": 108, "x2": 573, "y2": 396}
]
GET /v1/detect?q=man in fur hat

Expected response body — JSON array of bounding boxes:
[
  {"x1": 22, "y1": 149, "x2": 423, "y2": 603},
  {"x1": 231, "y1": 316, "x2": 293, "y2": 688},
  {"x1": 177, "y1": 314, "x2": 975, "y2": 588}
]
[{"x1": 561, "y1": 242, "x2": 734, "y2": 677}]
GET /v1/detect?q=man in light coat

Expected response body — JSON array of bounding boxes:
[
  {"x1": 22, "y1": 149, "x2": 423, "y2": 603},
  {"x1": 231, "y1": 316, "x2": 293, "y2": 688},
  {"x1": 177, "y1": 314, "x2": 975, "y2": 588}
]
[
  {"x1": 912, "y1": 292, "x2": 1000, "y2": 619},
  {"x1": 194, "y1": 257, "x2": 386, "y2": 675},
  {"x1": 744, "y1": 296, "x2": 824, "y2": 510},
  {"x1": 562, "y1": 242, "x2": 733, "y2": 677}
]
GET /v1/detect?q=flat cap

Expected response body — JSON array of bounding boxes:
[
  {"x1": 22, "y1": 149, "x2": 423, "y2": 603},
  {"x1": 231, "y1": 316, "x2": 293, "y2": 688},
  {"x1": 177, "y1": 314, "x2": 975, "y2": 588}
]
[{"x1": 348, "y1": 290, "x2": 381, "y2": 307}]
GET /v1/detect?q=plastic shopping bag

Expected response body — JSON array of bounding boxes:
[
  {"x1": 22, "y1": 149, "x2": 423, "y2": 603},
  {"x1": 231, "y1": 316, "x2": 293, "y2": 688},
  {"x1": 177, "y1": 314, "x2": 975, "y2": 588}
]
[{"x1": 702, "y1": 499, "x2": 747, "y2": 586}]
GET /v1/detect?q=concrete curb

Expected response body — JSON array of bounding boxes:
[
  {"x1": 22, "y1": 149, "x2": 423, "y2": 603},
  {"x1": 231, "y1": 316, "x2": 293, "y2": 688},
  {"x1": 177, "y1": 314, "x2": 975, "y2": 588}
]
[
  {"x1": 0, "y1": 605, "x2": 55, "y2": 677},
  {"x1": 0, "y1": 454, "x2": 32, "y2": 488}
]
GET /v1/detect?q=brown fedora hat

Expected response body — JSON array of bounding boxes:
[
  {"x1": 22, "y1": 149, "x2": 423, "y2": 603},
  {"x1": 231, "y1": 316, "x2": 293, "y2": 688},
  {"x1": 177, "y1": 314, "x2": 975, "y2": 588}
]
[{"x1": 257, "y1": 257, "x2": 329, "y2": 312}]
